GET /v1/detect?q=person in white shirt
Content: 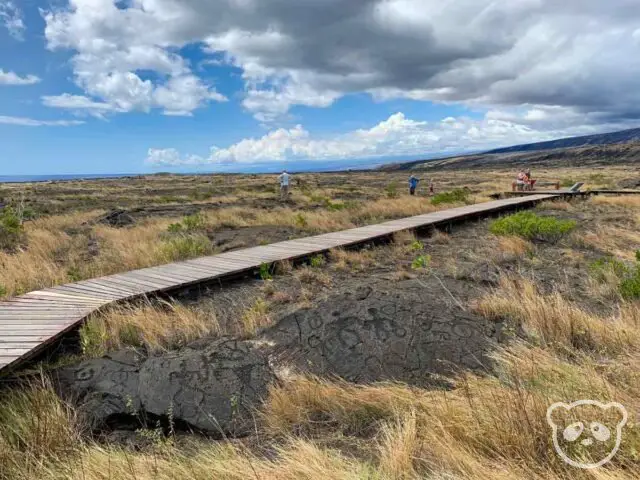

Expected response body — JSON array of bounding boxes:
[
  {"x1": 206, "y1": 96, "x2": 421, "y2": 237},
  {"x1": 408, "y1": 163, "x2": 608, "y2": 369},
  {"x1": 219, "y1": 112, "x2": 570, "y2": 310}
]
[{"x1": 278, "y1": 170, "x2": 291, "y2": 200}]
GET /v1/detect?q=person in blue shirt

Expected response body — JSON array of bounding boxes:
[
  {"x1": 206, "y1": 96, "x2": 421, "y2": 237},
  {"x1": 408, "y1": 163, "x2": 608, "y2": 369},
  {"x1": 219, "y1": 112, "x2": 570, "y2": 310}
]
[{"x1": 408, "y1": 175, "x2": 420, "y2": 195}]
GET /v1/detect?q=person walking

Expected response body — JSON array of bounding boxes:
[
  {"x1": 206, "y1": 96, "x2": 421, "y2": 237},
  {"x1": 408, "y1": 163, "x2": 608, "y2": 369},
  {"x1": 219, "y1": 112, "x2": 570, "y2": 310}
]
[
  {"x1": 278, "y1": 170, "x2": 291, "y2": 200},
  {"x1": 408, "y1": 175, "x2": 420, "y2": 195}
]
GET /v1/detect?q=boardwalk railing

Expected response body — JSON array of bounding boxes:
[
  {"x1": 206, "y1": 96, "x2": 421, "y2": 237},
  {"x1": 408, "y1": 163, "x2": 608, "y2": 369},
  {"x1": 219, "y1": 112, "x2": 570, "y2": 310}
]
[{"x1": 0, "y1": 194, "x2": 557, "y2": 376}]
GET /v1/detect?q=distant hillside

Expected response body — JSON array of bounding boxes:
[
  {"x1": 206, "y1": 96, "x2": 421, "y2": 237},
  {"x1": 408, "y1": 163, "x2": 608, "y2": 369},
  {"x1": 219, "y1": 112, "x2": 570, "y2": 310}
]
[
  {"x1": 486, "y1": 127, "x2": 640, "y2": 154},
  {"x1": 382, "y1": 127, "x2": 640, "y2": 171}
]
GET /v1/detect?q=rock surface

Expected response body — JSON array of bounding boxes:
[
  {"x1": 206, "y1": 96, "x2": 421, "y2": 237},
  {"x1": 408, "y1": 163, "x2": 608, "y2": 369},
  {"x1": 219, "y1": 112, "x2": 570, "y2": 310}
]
[
  {"x1": 56, "y1": 339, "x2": 275, "y2": 436},
  {"x1": 57, "y1": 278, "x2": 503, "y2": 435},
  {"x1": 264, "y1": 279, "x2": 499, "y2": 386},
  {"x1": 94, "y1": 209, "x2": 136, "y2": 227}
]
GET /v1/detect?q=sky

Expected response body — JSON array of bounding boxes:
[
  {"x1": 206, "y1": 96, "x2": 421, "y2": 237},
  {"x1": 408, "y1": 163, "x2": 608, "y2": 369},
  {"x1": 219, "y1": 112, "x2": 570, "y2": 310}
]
[{"x1": 1, "y1": 0, "x2": 640, "y2": 175}]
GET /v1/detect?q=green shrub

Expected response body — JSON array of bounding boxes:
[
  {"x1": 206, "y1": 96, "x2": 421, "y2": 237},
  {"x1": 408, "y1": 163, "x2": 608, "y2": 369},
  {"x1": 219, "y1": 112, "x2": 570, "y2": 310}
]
[
  {"x1": 161, "y1": 235, "x2": 212, "y2": 261},
  {"x1": 411, "y1": 254, "x2": 431, "y2": 270},
  {"x1": 589, "y1": 257, "x2": 629, "y2": 282},
  {"x1": 294, "y1": 213, "x2": 308, "y2": 228},
  {"x1": 0, "y1": 285, "x2": 6, "y2": 297},
  {"x1": 560, "y1": 178, "x2": 576, "y2": 188},
  {"x1": 166, "y1": 213, "x2": 207, "y2": 233},
  {"x1": 325, "y1": 200, "x2": 348, "y2": 211},
  {"x1": 410, "y1": 240, "x2": 424, "y2": 251},
  {"x1": 430, "y1": 189, "x2": 470, "y2": 206},
  {"x1": 310, "y1": 254, "x2": 326, "y2": 268},
  {"x1": 67, "y1": 266, "x2": 82, "y2": 282},
  {"x1": 620, "y1": 273, "x2": 640, "y2": 300},
  {"x1": 0, "y1": 206, "x2": 24, "y2": 251},
  {"x1": 489, "y1": 212, "x2": 576, "y2": 243},
  {"x1": 259, "y1": 263, "x2": 273, "y2": 281},
  {"x1": 182, "y1": 212, "x2": 207, "y2": 231},
  {"x1": 1, "y1": 207, "x2": 22, "y2": 233},
  {"x1": 385, "y1": 181, "x2": 399, "y2": 198},
  {"x1": 167, "y1": 222, "x2": 183, "y2": 233},
  {"x1": 589, "y1": 254, "x2": 640, "y2": 300}
]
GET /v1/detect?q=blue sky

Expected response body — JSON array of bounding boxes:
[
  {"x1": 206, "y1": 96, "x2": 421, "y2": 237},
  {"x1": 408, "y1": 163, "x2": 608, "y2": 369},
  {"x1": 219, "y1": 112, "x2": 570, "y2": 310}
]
[{"x1": 1, "y1": 0, "x2": 639, "y2": 175}]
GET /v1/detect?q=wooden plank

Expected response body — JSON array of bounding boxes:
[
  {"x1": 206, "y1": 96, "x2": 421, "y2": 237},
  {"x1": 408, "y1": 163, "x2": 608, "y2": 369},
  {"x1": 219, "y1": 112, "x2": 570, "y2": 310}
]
[
  {"x1": 23, "y1": 292, "x2": 107, "y2": 306},
  {"x1": 127, "y1": 268, "x2": 197, "y2": 284},
  {"x1": 0, "y1": 336, "x2": 55, "y2": 342},
  {"x1": 114, "y1": 273, "x2": 178, "y2": 289},
  {"x1": 0, "y1": 348, "x2": 35, "y2": 356},
  {"x1": 76, "y1": 279, "x2": 141, "y2": 296},
  {"x1": 96, "y1": 274, "x2": 159, "y2": 291},
  {"x1": 127, "y1": 267, "x2": 198, "y2": 283},
  {"x1": 53, "y1": 285, "x2": 120, "y2": 301}
]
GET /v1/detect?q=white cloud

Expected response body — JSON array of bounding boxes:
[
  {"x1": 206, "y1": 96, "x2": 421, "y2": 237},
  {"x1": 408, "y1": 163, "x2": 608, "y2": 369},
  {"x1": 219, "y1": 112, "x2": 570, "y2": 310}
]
[
  {"x1": 42, "y1": 2, "x2": 227, "y2": 117},
  {"x1": 41, "y1": 94, "x2": 121, "y2": 116},
  {"x1": 41, "y1": 0, "x2": 640, "y2": 129},
  {"x1": 147, "y1": 110, "x2": 629, "y2": 166},
  {"x1": 0, "y1": 70, "x2": 40, "y2": 86},
  {"x1": 0, "y1": 115, "x2": 84, "y2": 127},
  {"x1": 0, "y1": 1, "x2": 25, "y2": 40}
]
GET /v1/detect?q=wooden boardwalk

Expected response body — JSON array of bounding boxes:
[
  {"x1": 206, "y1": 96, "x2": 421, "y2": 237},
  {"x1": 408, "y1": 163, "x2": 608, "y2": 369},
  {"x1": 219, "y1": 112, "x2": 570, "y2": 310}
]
[{"x1": 0, "y1": 194, "x2": 557, "y2": 376}]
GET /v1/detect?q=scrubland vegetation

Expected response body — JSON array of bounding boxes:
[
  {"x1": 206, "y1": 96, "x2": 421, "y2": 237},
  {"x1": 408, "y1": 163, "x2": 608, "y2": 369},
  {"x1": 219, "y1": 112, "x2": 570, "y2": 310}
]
[{"x1": 1, "y1": 167, "x2": 640, "y2": 479}]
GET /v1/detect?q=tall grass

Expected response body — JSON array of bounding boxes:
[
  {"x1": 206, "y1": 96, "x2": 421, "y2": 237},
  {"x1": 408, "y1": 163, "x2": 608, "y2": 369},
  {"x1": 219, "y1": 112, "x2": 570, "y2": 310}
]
[{"x1": 80, "y1": 300, "x2": 220, "y2": 356}]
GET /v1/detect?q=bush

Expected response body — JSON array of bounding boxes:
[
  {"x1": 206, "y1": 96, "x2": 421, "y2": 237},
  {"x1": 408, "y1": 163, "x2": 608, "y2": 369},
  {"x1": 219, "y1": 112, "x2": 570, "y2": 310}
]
[
  {"x1": 385, "y1": 181, "x2": 399, "y2": 198},
  {"x1": 161, "y1": 235, "x2": 212, "y2": 261},
  {"x1": 589, "y1": 257, "x2": 629, "y2": 282},
  {"x1": 0, "y1": 206, "x2": 24, "y2": 251},
  {"x1": 411, "y1": 254, "x2": 431, "y2": 270},
  {"x1": 259, "y1": 262, "x2": 273, "y2": 281},
  {"x1": 410, "y1": 240, "x2": 424, "y2": 251},
  {"x1": 182, "y1": 213, "x2": 207, "y2": 231},
  {"x1": 310, "y1": 254, "x2": 325, "y2": 268},
  {"x1": 589, "y1": 255, "x2": 640, "y2": 300},
  {"x1": 620, "y1": 273, "x2": 640, "y2": 300},
  {"x1": 489, "y1": 212, "x2": 576, "y2": 243},
  {"x1": 294, "y1": 213, "x2": 308, "y2": 228},
  {"x1": 560, "y1": 178, "x2": 576, "y2": 188},
  {"x1": 430, "y1": 189, "x2": 469, "y2": 206},
  {"x1": 167, "y1": 213, "x2": 207, "y2": 233}
]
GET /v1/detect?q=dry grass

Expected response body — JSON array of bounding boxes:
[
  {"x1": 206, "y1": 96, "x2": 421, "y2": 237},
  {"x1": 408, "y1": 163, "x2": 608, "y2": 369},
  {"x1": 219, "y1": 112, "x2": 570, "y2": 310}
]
[
  {"x1": 329, "y1": 248, "x2": 376, "y2": 272},
  {"x1": 239, "y1": 298, "x2": 272, "y2": 338},
  {"x1": 496, "y1": 235, "x2": 533, "y2": 258},
  {"x1": 80, "y1": 300, "x2": 221, "y2": 356},
  {"x1": 536, "y1": 200, "x2": 574, "y2": 211},
  {"x1": 475, "y1": 277, "x2": 640, "y2": 355},
  {"x1": 581, "y1": 226, "x2": 640, "y2": 260},
  {"x1": 0, "y1": 376, "x2": 82, "y2": 479},
  {"x1": 591, "y1": 195, "x2": 640, "y2": 208},
  {"x1": 294, "y1": 266, "x2": 332, "y2": 286}
]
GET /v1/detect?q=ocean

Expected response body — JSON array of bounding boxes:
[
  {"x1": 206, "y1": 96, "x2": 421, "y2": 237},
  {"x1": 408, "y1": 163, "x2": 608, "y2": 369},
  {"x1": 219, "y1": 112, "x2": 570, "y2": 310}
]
[{"x1": 0, "y1": 173, "x2": 141, "y2": 184}]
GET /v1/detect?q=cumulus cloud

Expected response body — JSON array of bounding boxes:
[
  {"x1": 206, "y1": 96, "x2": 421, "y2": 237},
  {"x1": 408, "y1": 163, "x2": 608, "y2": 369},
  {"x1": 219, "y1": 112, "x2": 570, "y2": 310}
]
[
  {"x1": 0, "y1": 70, "x2": 40, "y2": 86},
  {"x1": 42, "y1": 0, "x2": 640, "y2": 126},
  {"x1": 0, "y1": 1, "x2": 25, "y2": 40},
  {"x1": 147, "y1": 110, "x2": 628, "y2": 166},
  {"x1": 0, "y1": 115, "x2": 84, "y2": 127},
  {"x1": 43, "y1": 1, "x2": 227, "y2": 116}
]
